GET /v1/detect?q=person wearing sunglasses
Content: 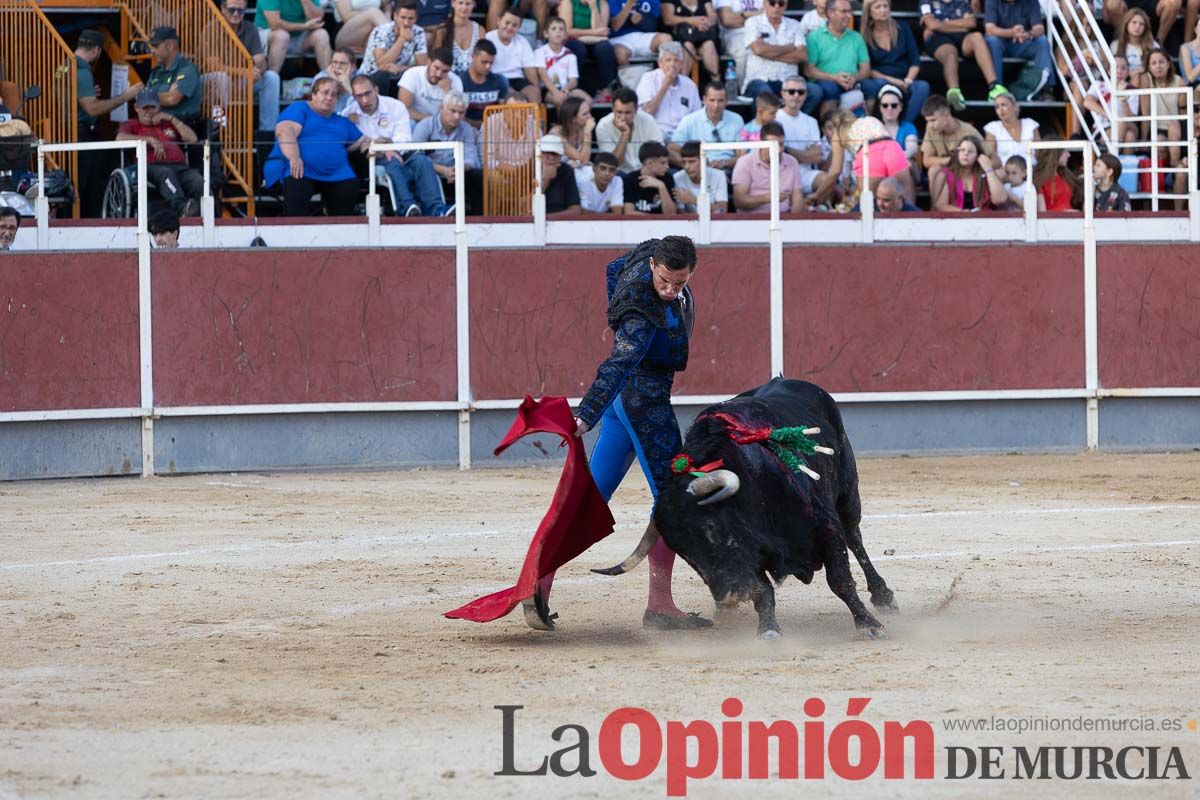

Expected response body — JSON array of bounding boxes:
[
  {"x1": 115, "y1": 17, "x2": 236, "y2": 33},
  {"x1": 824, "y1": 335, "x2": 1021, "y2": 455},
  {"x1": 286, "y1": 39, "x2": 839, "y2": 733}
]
[
  {"x1": 210, "y1": 0, "x2": 283, "y2": 132},
  {"x1": 741, "y1": 0, "x2": 806, "y2": 100},
  {"x1": 776, "y1": 76, "x2": 824, "y2": 196},
  {"x1": 875, "y1": 84, "x2": 919, "y2": 195},
  {"x1": 861, "y1": 0, "x2": 930, "y2": 124}
]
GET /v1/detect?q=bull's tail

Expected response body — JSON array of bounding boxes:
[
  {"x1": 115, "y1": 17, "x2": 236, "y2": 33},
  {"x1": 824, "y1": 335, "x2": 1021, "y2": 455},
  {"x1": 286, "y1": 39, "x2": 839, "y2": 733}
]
[{"x1": 592, "y1": 520, "x2": 661, "y2": 576}]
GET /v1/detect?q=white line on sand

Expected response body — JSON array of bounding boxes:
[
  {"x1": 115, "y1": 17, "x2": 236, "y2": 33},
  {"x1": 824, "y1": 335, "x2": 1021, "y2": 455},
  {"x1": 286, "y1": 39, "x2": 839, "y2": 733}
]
[{"x1": 2, "y1": 503, "x2": 1198, "y2": 573}]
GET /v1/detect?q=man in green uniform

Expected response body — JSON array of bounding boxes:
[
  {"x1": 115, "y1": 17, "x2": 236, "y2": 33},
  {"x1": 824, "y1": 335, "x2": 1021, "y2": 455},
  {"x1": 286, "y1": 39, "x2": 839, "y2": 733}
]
[
  {"x1": 75, "y1": 29, "x2": 144, "y2": 217},
  {"x1": 146, "y1": 27, "x2": 203, "y2": 128}
]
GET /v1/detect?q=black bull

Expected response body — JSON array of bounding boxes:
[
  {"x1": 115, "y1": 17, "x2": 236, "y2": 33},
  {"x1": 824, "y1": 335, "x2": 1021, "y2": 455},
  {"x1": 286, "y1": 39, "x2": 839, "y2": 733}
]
[{"x1": 595, "y1": 378, "x2": 898, "y2": 639}]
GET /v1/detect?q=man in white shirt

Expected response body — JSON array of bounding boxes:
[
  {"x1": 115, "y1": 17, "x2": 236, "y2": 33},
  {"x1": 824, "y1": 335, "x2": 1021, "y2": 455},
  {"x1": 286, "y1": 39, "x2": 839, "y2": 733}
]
[
  {"x1": 635, "y1": 42, "x2": 700, "y2": 141},
  {"x1": 486, "y1": 7, "x2": 542, "y2": 102},
  {"x1": 595, "y1": 87, "x2": 665, "y2": 172},
  {"x1": 775, "y1": 75, "x2": 823, "y2": 193},
  {"x1": 398, "y1": 47, "x2": 464, "y2": 121},
  {"x1": 672, "y1": 140, "x2": 728, "y2": 212},
  {"x1": 715, "y1": 0, "x2": 764, "y2": 91},
  {"x1": 345, "y1": 75, "x2": 453, "y2": 216},
  {"x1": 576, "y1": 151, "x2": 625, "y2": 213},
  {"x1": 742, "y1": 0, "x2": 806, "y2": 96}
]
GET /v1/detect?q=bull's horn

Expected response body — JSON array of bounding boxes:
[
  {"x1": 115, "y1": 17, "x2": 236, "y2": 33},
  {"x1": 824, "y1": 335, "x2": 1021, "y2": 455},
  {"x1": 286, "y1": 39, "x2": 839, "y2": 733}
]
[
  {"x1": 687, "y1": 469, "x2": 741, "y2": 506},
  {"x1": 591, "y1": 520, "x2": 660, "y2": 576}
]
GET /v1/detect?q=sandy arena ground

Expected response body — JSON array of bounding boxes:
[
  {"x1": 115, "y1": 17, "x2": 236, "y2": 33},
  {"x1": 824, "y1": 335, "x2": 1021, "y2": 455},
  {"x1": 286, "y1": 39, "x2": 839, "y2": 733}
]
[{"x1": 2, "y1": 452, "x2": 1200, "y2": 799}]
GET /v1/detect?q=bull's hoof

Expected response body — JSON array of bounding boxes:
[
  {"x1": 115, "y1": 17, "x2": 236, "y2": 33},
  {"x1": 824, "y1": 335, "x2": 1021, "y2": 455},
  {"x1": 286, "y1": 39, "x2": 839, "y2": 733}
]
[
  {"x1": 757, "y1": 629, "x2": 782, "y2": 641},
  {"x1": 643, "y1": 610, "x2": 713, "y2": 631},
  {"x1": 871, "y1": 591, "x2": 899, "y2": 613},
  {"x1": 522, "y1": 588, "x2": 557, "y2": 631}
]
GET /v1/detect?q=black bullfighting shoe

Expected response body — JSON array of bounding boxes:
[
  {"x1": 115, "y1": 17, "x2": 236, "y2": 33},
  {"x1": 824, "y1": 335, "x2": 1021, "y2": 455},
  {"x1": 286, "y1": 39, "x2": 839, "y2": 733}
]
[
  {"x1": 642, "y1": 610, "x2": 714, "y2": 630},
  {"x1": 522, "y1": 585, "x2": 558, "y2": 631}
]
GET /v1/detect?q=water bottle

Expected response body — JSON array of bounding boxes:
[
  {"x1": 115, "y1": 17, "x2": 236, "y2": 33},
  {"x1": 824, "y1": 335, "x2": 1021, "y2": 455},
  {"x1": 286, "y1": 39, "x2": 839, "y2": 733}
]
[{"x1": 723, "y1": 59, "x2": 738, "y2": 98}]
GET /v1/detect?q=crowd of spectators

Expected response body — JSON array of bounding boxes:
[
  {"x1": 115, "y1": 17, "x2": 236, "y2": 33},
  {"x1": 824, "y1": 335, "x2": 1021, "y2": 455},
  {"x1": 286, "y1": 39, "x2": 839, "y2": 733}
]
[{"x1": 33, "y1": 0, "x2": 1200, "y2": 222}]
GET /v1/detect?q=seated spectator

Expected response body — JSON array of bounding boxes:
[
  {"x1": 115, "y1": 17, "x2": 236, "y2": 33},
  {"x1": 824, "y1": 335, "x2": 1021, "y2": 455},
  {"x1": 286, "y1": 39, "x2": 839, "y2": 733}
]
[
  {"x1": 206, "y1": 0, "x2": 282, "y2": 135},
  {"x1": 984, "y1": 0, "x2": 1053, "y2": 100},
  {"x1": 146, "y1": 28, "x2": 203, "y2": 128},
  {"x1": 536, "y1": 17, "x2": 581, "y2": 108},
  {"x1": 596, "y1": 87, "x2": 664, "y2": 172},
  {"x1": 920, "y1": 0, "x2": 1005, "y2": 112},
  {"x1": 314, "y1": 49, "x2": 360, "y2": 114},
  {"x1": 731, "y1": 121, "x2": 802, "y2": 212},
  {"x1": 624, "y1": 140, "x2": 677, "y2": 213},
  {"x1": 458, "y1": 41, "x2": 510, "y2": 127},
  {"x1": 739, "y1": 90, "x2": 781, "y2": 140},
  {"x1": 669, "y1": 81, "x2": 743, "y2": 169},
  {"x1": 742, "y1": 0, "x2": 805, "y2": 100},
  {"x1": 1175, "y1": 89, "x2": 1200, "y2": 203},
  {"x1": 662, "y1": 0, "x2": 720, "y2": 84},
  {"x1": 550, "y1": 95, "x2": 595, "y2": 167},
  {"x1": 608, "y1": 0, "x2": 672, "y2": 67},
  {"x1": 875, "y1": 85, "x2": 918, "y2": 189},
  {"x1": 344, "y1": 76, "x2": 453, "y2": 216},
  {"x1": 418, "y1": 0, "x2": 453, "y2": 50},
  {"x1": 921, "y1": 94, "x2": 982, "y2": 180},
  {"x1": 715, "y1": 0, "x2": 765, "y2": 90},
  {"x1": 1003, "y1": 153, "x2": 1028, "y2": 202},
  {"x1": 333, "y1": 0, "x2": 388, "y2": 52},
  {"x1": 411, "y1": 91, "x2": 484, "y2": 213},
  {"x1": 798, "y1": 0, "x2": 828, "y2": 39},
  {"x1": 264, "y1": 76, "x2": 370, "y2": 217},
  {"x1": 148, "y1": 207, "x2": 181, "y2": 248},
  {"x1": 866, "y1": 175, "x2": 920, "y2": 210},
  {"x1": 673, "y1": 139, "x2": 729, "y2": 211},
  {"x1": 636, "y1": 43, "x2": 701, "y2": 141},
  {"x1": 983, "y1": 91, "x2": 1039, "y2": 170},
  {"x1": 0, "y1": 207, "x2": 19, "y2": 251},
  {"x1": 1031, "y1": 137, "x2": 1081, "y2": 211},
  {"x1": 576, "y1": 151, "x2": 625, "y2": 211},
  {"x1": 1111, "y1": 8, "x2": 1158, "y2": 83},
  {"x1": 559, "y1": 0, "x2": 618, "y2": 99},
  {"x1": 1083, "y1": 58, "x2": 1138, "y2": 145},
  {"x1": 400, "y1": 48, "x2": 465, "y2": 121},
  {"x1": 362, "y1": 0, "x2": 430, "y2": 97},
  {"x1": 116, "y1": 90, "x2": 204, "y2": 217},
  {"x1": 488, "y1": 9, "x2": 542, "y2": 103},
  {"x1": 1180, "y1": 18, "x2": 1200, "y2": 86},
  {"x1": 483, "y1": 92, "x2": 540, "y2": 168},
  {"x1": 1105, "y1": 0, "x2": 1179, "y2": 47},
  {"x1": 809, "y1": 107, "x2": 854, "y2": 206},
  {"x1": 1140, "y1": 47, "x2": 1186, "y2": 167},
  {"x1": 931, "y1": 134, "x2": 1010, "y2": 210},
  {"x1": 490, "y1": 0, "x2": 551, "y2": 33},
  {"x1": 803, "y1": 0, "x2": 882, "y2": 115},
  {"x1": 842, "y1": 113, "x2": 914, "y2": 199},
  {"x1": 863, "y1": 0, "x2": 930, "y2": 124},
  {"x1": 255, "y1": 0, "x2": 332, "y2": 73},
  {"x1": 1094, "y1": 152, "x2": 1132, "y2": 212},
  {"x1": 776, "y1": 77, "x2": 824, "y2": 194},
  {"x1": 450, "y1": 0, "x2": 484, "y2": 72},
  {"x1": 539, "y1": 134, "x2": 583, "y2": 213}
]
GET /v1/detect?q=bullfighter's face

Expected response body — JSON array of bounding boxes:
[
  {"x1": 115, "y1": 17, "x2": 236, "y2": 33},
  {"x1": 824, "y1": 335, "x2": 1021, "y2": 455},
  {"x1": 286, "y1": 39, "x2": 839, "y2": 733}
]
[{"x1": 649, "y1": 258, "x2": 693, "y2": 302}]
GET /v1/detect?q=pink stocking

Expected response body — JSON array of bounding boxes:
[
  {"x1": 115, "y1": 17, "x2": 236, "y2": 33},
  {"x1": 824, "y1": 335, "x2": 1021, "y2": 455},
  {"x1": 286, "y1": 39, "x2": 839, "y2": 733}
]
[{"x1": 646, "y1": 537, "x2": 685, "y2": 616}]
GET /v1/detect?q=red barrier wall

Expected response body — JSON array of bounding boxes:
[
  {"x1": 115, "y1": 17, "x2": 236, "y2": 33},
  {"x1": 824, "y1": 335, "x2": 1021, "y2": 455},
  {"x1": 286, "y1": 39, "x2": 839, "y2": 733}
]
[
  {"x1": 783, "y1": 244, "x2": 1086, "y2": 391},
  {"x1": 0, "y1": 252, "x2": 139, "y2": 412},
  {"x1": 152, "y1": 249, "x2": 458, "y2": 406},
  {"x1": 1098, "y1": 244, "x2": 1200, "y2": 388},
  {"x1": 468, "y1": 246, "x2": 771, "y2": 399}
]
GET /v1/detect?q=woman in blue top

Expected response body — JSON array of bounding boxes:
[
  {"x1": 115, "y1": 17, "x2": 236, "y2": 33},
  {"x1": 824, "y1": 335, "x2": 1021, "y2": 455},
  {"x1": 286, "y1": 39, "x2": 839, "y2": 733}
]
[
  {"x1": 524, "y1": 236, "x2": 713, "y2": 632},
  {"x1": 862, "y1": 0, "x2": 930, "y2": 123},
  {"x1": 265, "y1": 77, "x2": 369, "y2": 216}
]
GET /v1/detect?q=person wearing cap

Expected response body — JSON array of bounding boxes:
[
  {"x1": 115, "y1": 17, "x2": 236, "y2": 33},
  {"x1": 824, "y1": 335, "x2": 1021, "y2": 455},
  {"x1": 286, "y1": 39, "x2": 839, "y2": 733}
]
[
  {"x1": 75, "y1": 29, "x2": 145, "y2": 217},
  {"x1": 146, "y1": 27, "x2": 203, "y2": 127},
  {"x1": 116, "y1": 90, "x2": 204, "y2": 217},
  {"x1": 538, "y1": 133, "x2": 582, "y2": 214}
]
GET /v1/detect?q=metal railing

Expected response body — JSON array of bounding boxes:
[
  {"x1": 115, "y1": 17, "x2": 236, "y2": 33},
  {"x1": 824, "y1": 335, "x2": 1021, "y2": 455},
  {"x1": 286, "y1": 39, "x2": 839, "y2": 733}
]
[
  {"x1": 481, "y1": 102, "x2": 544, "y2": 216},
  {"x1": 1049, "y1": 0, "x2": 1117, "y2": 150},
  {"x1": 0, "y1": 0, "x2": 79, "y2": 216},
  {"x1": 117, "y1": 0, "x2": 256, "y2": 215},
  {"x1": 1112, "y1": 85, "x2": 1196, "y2": 210}
]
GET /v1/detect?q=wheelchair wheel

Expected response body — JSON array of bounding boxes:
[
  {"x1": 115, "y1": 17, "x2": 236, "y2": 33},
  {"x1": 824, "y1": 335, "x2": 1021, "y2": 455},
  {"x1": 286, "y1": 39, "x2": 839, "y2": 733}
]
[{"x1": 101, "y1": 167, "x2": 133, "y2": 219}]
